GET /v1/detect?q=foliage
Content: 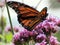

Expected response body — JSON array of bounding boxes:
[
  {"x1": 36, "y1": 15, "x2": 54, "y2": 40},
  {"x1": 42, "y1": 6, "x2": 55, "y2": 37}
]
[
  {"x1": 54, "y1": 31, "x2": 60, "y2": 42},
  {"x1": 4, "y1": 32, "x2": 13, "y2": 43},
  {"x1": 0, "y1": 16, "x2": 6, "y2": 30}
]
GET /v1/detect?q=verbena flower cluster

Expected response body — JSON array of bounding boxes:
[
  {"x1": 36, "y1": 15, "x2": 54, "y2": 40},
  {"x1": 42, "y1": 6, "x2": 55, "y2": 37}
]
[{"x1": 5, "y1": 15, "x2": 60, "y2": 45}]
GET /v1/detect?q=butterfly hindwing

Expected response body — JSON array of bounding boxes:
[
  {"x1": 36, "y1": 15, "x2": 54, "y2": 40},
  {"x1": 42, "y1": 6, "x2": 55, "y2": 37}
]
[
  {"x1": 7, "y1": 1, "x2": 48, "y2": 30},
  {"x1": 38, "y1": 7, "x2": 48, "y2": 20}
]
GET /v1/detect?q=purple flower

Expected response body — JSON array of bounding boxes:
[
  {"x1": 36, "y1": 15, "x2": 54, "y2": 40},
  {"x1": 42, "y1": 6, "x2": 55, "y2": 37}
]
[
  {"x1": 13, "y1": 29, "x2": 30, "y2": 41},
  {"x1": 13, "y1": 32, "x2": 20, "y2": 45},
  {"x1": 13, "y1": 32, "x2": 25, "y2": 45},
  {"x1": 13, "y1": 32, "x2": 20, "y2": 41},
  {"x1": 5, "y1": 26, "x2": 11, "y2": 32},
  {"x1": 20, "y1": 29, "x2": 30, "y2": 38},
  {"x1": 29, "y1": 30, "x2": 38, "y2": 37},
  {"x1": 34, "y1": 16, "x2": 60, "y2": 35},
  {"x1": 50, "y1": 36, "x2": 59, "y2": 45},
  {"x1": 13, "y1": 26, "x2": 21, "y2": 32},
  {"x1": 34, "y1": 24, "x2": 44, "y2": 34},
  {"x1": 36, "y1": 34, "x2": 46, "y2": 42},
  {"x1": 13, "y1": 15, "x2": 60, "y2": 45},
  {"x1": 42, "y1": 21, "x2": 57, "y2": 33}
]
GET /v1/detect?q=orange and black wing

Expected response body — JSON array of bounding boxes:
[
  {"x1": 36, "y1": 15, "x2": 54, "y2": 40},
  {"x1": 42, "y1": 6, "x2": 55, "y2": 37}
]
[
  {"x1": 39, "y1": 7, "x2": 48, "y2": 20},
  {"x1": 7, "y1": 1, "x2": 39, "y2": 18},
  {"x1": 7, "y1": 1, "x2": 48, "y2": 30}
]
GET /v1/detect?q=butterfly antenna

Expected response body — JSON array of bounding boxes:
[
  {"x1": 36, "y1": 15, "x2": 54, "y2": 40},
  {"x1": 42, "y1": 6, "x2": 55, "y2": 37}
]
[{"x1": 35, "y1": 0, "x2": 42, "y2": 9}]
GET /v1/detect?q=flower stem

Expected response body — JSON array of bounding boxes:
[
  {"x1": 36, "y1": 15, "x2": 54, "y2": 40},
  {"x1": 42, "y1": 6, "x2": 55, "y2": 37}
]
[{"x1": 5, "y1": 0, "x2": 14, "y2": 34}]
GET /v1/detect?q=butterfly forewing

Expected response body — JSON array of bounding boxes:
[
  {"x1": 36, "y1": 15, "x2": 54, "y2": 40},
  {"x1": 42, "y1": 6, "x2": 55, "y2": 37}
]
[{"x1": 7, "y1": 1, "x2": 48, "y2": 31}]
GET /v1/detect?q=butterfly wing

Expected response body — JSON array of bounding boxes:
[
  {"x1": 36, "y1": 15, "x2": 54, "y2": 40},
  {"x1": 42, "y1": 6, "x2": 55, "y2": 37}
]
[
  {"x1": 39, "y1": 7, "x2": 48, "y2": 20},
  {"x1": 7, "y1": 1, "x2": 48, "y2": 30},
  {"x1": 26, "y1": 7, "x2": 48, "y2": 30},
  {"x1": 7, "y1": 1, "x2": 39, "y2": 18}
]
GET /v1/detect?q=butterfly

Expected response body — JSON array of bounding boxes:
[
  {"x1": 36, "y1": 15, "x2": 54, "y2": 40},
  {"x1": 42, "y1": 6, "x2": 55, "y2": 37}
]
[{"x1": 7, "y1": 1, "x2": 48, "y2": 31}]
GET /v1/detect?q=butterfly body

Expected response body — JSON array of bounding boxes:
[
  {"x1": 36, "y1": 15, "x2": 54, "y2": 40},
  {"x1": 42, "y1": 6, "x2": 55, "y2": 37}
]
[{"x1": 7, "y1": 1, "x2": 48, "y2": 31}]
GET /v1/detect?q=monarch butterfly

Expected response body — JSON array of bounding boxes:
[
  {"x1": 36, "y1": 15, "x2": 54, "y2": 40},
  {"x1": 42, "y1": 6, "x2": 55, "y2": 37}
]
[{"x1": 7, "y1": 1, "x2": 48, "y2": 31}]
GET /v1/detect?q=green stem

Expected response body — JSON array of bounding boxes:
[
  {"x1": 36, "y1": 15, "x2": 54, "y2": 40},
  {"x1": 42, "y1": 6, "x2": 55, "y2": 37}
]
[{"x1": 5, "y1": 0, "x2": 14, "y2": 34}]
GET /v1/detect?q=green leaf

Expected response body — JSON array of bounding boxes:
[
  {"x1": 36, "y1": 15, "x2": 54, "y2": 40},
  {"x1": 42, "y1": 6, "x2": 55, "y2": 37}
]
[
  {"x1": 5, "y1": 32, "x2": 13, "y2": 43},
  {"x1": 54, "y1": 31, "x2": 60, "y2": 42},
  {"x1": 0, "y1": 34, "x2": 4, "y2": 40}
]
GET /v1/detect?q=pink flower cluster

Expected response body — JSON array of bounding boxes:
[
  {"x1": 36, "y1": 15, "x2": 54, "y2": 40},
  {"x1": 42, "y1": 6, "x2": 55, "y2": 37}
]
[
  {"x1": 35, "y1": 36, "x2": 59, "y2": 45},
  {"x1": 5, "y1": 15, "x2": 60, "y2": 45},
  {"x1": 5, "y1": 26, "x2": 22, "y2": 32},
  {"x1": 50, "y1": 36, "x2": 59, "y2": 45}
]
